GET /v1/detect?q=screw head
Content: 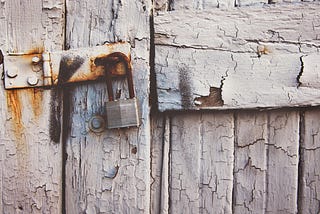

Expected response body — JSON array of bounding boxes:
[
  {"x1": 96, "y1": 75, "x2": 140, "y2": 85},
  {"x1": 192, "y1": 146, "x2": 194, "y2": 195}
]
[
  {"x1": 27, "y1": 75, "x2": 39, "y2": 86},
  {"x1": 32, "y1": 56, "x2": 41, "y2": 64},
  {"x1": 89, "y1": 116, "x2": 105, "y2": 133},
  {"x1": 92, "y1": 118, "x2": 103, "y2": 129},
  {"x1": 6, "y1": 68, "x2": 18, "y2": 78}
]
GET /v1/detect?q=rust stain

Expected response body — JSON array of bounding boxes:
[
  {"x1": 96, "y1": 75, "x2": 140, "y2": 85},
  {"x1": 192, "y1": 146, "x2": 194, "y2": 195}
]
[
  {"x1": 26, "y1": 88, "x2": 44, "y2": 120},
  {"x1": 25, "y1": 47, "x2": 44, "y2": 54},
  {"x1": 93, "y1": 52, "x2": 131, "y2": 77},
  {"x1": 194, "y1": 87, "x2": 224, "y2": 107},
  {"x1": 257, "y1": 45, "x2": 271, "y2": 58},
  {"x1": 6, "y1": 90, "x2": 28, "y2": 171},
  {"x1": 104, "y1": 41, "x2": 126, "y2": 53},
  {"x1": 6, "y1": 90, "x2": 23, "y2": 131},
  {"x1": 131, "y1": 146, "x2": 137, "y2": 154}
]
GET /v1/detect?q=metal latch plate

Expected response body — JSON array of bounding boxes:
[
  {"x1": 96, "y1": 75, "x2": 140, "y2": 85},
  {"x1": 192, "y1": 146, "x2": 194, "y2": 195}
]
[
  {"x1": 2, "y1": 42, "x2": 131, "y2": 89},
  {"x1": 4, "y1": 54, "x2": 44, "y2": 89}
]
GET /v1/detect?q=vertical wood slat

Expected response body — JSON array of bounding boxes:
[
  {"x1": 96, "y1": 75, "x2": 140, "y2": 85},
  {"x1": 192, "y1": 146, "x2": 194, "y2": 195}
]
[
  {"x1": 170, "y1": 112, "x2": 234, "y2": 213},
  {"x1": 234, "y1": 110, "x2": 299, "y2": 214},
  {"x1": 299, "y1": 109, "x2": 320, "y2": 213},
  {"x1": 267, "y1": 111, "x2": 299, "y2": 213},
  {"x1": 159, "y1": 110, "x2": 301, "y2": 213},
  {"x1": 233, "y1": 112, "x2": 268, "y2": 213},
  {"x1": 0, "y1": 0, "x2": 64, "y2": 213},
  {"x1": 151, "y1": 115, "x2": 165, "y2": 214},
  {"x1": 150, "y1": 114, "x2": 170, "y2": 214},
  {"x1": 64, "y1": 0, "x2": 151, "y2": 213}
]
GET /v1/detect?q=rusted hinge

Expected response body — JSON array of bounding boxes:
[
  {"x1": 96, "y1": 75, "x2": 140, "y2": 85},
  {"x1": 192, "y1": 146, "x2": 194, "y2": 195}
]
[{"x1": 1, "y1": 42, "x2": 131, "y2": 89}]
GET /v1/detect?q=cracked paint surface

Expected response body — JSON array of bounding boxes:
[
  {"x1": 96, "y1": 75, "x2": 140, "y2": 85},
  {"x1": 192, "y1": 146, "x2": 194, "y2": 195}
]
[{"x1": 154, "y1": 3, "x2": 320, "y2": 111}]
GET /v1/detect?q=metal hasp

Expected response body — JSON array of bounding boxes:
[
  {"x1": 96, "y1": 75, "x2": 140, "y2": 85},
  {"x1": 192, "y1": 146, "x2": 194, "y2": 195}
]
[
  {"x1": 3, "y1": 53, "x2": 51, "y2": 89},
  {"x1": 2, "y1": 42, "x2": 140, "y2": 129},
  {"x1": 2, "y1": 42, "x2": 131, "y2": 89},
  {"x1": 102, "y1": 52, "x2": 140, "y2": 129}
]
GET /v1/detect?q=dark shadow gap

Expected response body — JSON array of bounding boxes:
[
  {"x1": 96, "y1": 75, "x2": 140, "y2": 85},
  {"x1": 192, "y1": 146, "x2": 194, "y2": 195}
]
[
  {"x1": 62, "y1": 1, "x2": 68, "y2": 213},
  {"x1": 149, "y1": 4, "x2": 159, "y2": 114},
  {"x1": 297, "y1": 110, "x2": 305, "y2": 214}
]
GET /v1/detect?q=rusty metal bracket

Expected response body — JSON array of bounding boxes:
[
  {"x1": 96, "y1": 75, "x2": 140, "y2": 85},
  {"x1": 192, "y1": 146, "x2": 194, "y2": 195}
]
[{"x1": 2, "y1": 42, "x2": 131, "y2": 89}]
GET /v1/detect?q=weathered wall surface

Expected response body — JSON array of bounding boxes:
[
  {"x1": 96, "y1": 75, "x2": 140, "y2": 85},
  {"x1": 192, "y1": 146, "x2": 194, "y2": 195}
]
[
  {"x1": 154, "y1": 3, "x2": 320, "y2": 111},
  {"x1": 1, "y1": 0, "x2": 320, "y2": 213},
  {"x1": 151, "y1": 1, "x2": 320, "y2": 214},
  {"x1": 0, "y1": 0, "x2": 64, "y2": 213}
]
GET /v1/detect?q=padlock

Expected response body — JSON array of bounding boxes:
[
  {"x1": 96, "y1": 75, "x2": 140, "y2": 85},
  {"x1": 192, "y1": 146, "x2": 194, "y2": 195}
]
[{"x1": 99, "y1": 52, "x2": 140, "y2": 129}]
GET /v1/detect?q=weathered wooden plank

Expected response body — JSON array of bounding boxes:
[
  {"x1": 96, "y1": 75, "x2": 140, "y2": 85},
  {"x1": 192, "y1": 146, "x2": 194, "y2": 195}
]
[
  {"x1": 170, "y1": 114, "x2": 202, "y2": 213},
  {"x1": 0, "y1": 1, "x2": 64, "y2": 213},
  {"x1": 170, "y1": 112, "x2": 234, "y2": 213},
  {"x1": 150, "y1": 115, "x2": 170, "y2": 214},
  {"x1": 64, "y1": 0, "x2": 151, "y2": 213},
  {"x1": 150, "y1": 114, "x2": 164, "y2": 214},
  {"x1": 165, "y1": 0, "x2": 235, "y2": 10},
  {"x1": 233, "y1": 112, "x2": 268, "y2": 213},
  {"x1": 266, "y1": 110, "x2": 299, "y2": 213},
  {"x1": 299, "y1": 109, "x2": 320, "y2": 213},
  {"x1": 154, "y1": 3, "x2": 320, "y2": 111},
  {"x1": 299, "y1": 54, "x2": 320, "y2": 89},
  {"x1": 200, "y1": 113, "x2": 234, "y2": 213},
  {"x1": 233, "y1": 110, "x2": 299, "y2": 213}
]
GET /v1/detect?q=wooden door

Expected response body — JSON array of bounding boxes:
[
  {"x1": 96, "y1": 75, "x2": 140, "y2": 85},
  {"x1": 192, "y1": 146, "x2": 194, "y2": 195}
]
[
  {"x1": 151, "y1": 1, "x2": 320, "y2": 214},
  {"x1": 1, "y1": 0, "x2": 320, "y2": 213}
]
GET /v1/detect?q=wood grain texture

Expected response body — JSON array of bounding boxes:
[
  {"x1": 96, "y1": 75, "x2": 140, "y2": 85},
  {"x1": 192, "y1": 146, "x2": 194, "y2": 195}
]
[
  {"x1": 64, "y1": 0, "x2": 151, "y2": 213},
  {"x1": 170, "y1": 113, "x2": 234, "y2": 213},
  {"x1": 154, "y1": 3, "x2": 320, "y2": 111},
  {"x1": 299, "y1": 109, "x2": 320, "y2": 214},
  {"x1": 0, "y1": 0, "x2": 64, "y2": 213}
]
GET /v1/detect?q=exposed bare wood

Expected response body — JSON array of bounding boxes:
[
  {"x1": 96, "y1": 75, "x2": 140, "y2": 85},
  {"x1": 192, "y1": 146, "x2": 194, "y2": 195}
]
[
  {"x1": 299, "y1": 109, "x2": 320, "y2": 213},
  {"x1": 154, "y1": 3, "x2": 320, "y2": 111},
  {"x1": 0, "y1": 0, "x2": 64, "y2": 213},
  {"x1": 64, "y1": 0, "x2": 152, "y2": 213},
  {"x1": 169, "y1": 113, "x2": 234, "y2": 213}
]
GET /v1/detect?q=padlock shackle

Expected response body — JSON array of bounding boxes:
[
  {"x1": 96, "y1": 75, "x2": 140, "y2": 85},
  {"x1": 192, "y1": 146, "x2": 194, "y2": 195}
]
[{"x1": 94, "y1": 52, "x2": 135, "y2": 102}]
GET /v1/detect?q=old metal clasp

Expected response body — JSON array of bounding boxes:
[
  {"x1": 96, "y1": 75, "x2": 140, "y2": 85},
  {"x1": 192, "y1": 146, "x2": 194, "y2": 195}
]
[{"x1": 1, "y1": 42, "x2": 131, "y2": 89}]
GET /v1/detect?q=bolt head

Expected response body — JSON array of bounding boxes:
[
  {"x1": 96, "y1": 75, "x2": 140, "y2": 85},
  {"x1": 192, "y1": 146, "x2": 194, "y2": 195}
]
[
  {"x1": 32, "y1": 56, "x2": 41, "y2": 64},
  {"x1": 6, "y1": 68, "x2": 18, "y2": 78},
  {"x1": 27, "y1": 75, "x2": 39, "y2": 86},
  {"x1": 89, "y1": 116, "x2": 105, "y2": 133},
  {"x1": 92, "y1": 118, "x2": 103, "y2": 129}
]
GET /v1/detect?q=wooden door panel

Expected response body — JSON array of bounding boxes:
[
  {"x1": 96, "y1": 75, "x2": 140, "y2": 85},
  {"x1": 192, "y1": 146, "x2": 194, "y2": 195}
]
[
  {"x1": 154, "y1": 3, "x2": 320, "y2": 111},
  {"x1": 151, "y1": 113, "x2": 234, "y2": 213},
  {"x1": 0, "y1": 0, "x2": 64, "y2": 213},
  {"x1": 64, "y1": 1, "x2": 152, "y2": 213},
  {"x1": 151, "y1": 2, "x2": 319, "y2": 213},
  {"x1": 299, "y1": 109, "x2": 320, "y2": 213}
]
